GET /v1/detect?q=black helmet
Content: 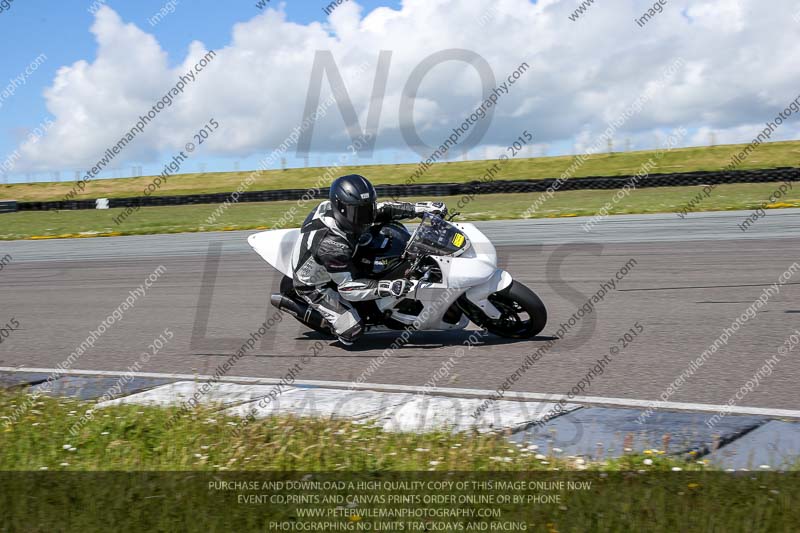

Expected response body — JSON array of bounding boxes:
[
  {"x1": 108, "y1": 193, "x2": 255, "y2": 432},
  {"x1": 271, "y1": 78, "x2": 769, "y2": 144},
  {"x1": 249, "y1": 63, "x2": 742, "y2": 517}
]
[{"x1": 329, "y1": 174, "x2": 377, "y2": 234}]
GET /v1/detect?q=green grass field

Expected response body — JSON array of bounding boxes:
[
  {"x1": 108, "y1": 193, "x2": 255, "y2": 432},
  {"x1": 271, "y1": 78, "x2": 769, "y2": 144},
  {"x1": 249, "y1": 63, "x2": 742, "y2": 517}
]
[
  {"x1": 0, "y1": 389, "x2": 664, "y2": 472},
  {"x1": 2, "y1": 139, "x2": 799, "y2": 203},
  {"x1": 0, "y1": 387, "x2": 786, "y2": 472},
  {"x1": 1, "y1": 388, "x2": 798, "y2": 531},
  {"x1": 1, "y1": 182, "x2": 797, "y2": 240}
]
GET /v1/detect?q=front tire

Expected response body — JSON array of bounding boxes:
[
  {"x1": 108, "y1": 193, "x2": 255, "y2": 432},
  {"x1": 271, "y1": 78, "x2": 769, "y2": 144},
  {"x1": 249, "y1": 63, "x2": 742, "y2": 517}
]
[{"x1": 483, "y1": 281, "x2": 547, "y2": 339}]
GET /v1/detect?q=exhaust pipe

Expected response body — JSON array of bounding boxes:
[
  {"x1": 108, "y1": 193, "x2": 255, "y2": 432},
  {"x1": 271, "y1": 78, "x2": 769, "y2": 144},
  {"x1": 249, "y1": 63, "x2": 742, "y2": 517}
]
[{"x1": 270, "y1": 294, "x2": 328, "y2": 330}]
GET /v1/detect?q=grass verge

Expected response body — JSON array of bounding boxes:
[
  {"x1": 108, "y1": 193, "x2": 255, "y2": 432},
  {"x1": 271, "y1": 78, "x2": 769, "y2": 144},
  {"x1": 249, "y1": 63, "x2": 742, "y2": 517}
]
[
  {"x1": 0, "y1": 388, "x2": 688, "y2": 472},
  {"x1": 1, "y1": 182, "x2": 797, "y2": 240},
  {"x1": 2, "y1": 140, "x2": 799, "y2": 203},
  {"x1": 1, "y1": 388, "x2": 799, "y2": 531}
]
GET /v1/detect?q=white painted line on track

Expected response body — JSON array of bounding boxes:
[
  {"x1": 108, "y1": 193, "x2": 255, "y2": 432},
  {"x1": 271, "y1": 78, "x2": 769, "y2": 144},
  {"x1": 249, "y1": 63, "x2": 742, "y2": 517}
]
[{"x1": 3, "y1": 365, "x2": 800, "y2": 420}]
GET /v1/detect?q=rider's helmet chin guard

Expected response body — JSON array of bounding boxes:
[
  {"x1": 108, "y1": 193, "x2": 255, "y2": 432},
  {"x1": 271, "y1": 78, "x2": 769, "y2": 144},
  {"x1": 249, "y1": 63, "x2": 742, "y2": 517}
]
[{"x1": 330, "y1": 174, "x2": 377, "y2": 235}]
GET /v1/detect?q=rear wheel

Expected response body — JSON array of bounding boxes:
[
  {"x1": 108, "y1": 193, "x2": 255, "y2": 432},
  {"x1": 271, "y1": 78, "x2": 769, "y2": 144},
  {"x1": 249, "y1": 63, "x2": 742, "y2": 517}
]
[{"x1": 483, "y1": 281, "x2": 547, "y2": 339}]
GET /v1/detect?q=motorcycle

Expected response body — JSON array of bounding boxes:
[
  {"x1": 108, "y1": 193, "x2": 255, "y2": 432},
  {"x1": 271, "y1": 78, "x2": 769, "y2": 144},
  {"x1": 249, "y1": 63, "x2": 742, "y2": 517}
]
[{"x1": 248, "y1": 213, "x2": 547, "y2": 341}]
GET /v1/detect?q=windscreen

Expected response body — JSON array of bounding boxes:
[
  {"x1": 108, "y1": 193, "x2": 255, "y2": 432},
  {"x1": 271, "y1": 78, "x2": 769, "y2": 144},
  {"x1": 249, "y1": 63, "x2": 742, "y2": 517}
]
[{"x1": 405, "y1": 214, "x2": 469, "y2": 258}]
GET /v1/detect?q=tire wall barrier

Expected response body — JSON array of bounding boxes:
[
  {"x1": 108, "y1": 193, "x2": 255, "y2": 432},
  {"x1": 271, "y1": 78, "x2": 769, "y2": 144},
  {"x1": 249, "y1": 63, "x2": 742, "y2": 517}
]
[{"x1": 16, "y1": 166, "x2": 800, "y2": 212}]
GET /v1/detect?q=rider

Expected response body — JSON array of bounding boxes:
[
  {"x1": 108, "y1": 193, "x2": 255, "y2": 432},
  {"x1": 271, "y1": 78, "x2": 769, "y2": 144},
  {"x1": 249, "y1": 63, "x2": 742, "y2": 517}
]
[{"x1": 291, "y1": 174, "x2": 447, "y2": 345}]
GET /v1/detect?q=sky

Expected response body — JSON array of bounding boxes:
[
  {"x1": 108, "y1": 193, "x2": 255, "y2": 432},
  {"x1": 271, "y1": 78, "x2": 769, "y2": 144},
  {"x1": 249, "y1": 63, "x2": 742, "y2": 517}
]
[{"x1": 1, "y1": 0, "x2": 799, "y2": 183}]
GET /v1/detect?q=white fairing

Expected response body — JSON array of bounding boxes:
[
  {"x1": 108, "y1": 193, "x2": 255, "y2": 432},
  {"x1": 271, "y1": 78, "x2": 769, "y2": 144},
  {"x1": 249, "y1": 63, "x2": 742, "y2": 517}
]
[
  {"x1": 444, "y1": 223, "x2": 511, "y2": 319},
  {"x1": 374, "y1": 223, "x2": 511, "y2": 325},
  {"x1": 464, "y1": 269, "x2": 513, "y2": 319},
  {"x1": 438, "y1": 223, "x2": 498, "y2": 288},
  {"x1": 248, "y1": 229, "x2": 300, "y2": 277},
  {"x1": 375, "y1": 285, "x2": 469, "y2": 331},
  {"x1": 248, "y1": 222, "x2": 514, "y2": 329}
]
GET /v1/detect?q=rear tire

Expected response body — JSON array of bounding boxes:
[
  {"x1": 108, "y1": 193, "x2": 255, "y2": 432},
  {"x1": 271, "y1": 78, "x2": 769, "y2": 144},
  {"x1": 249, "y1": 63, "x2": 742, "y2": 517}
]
[{"x1": 483, "y1": 281, "x2": 547, "y2": 339}]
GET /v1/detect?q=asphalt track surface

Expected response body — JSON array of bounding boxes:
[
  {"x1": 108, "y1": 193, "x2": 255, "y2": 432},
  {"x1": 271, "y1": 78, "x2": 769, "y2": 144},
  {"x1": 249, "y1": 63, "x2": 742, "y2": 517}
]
[{"x1": 2, "y1": 208, "x2": 799, "y2": 411}]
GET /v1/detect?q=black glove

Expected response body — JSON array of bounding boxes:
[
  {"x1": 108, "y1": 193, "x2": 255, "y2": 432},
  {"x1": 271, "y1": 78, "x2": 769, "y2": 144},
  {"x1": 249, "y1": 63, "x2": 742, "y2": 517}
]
[
  {"x1": 414, "y1": 201, "x2": 448, "y2": 218},
  {"x1": 377, "y1": 279, "x2": 416, "y2": 298}
]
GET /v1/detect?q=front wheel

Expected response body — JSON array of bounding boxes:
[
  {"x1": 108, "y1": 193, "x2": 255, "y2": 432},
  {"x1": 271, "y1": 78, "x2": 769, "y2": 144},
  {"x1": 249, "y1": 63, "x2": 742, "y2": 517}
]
[{"x1": 483, "y1": 281, "x2": 547, "y2": 339}]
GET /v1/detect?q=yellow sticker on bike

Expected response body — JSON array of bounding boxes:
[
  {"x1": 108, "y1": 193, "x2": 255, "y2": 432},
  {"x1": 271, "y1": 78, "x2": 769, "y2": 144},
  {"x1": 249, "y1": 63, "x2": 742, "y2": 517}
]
[{"x1": 452, "y1": 233, "x2": 465, "y2": 247}]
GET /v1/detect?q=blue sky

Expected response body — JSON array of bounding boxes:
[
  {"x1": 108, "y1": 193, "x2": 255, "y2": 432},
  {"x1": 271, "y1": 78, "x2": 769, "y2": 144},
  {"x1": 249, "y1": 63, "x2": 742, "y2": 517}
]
[
  {"x1": 1, "y1": 0, "x2": 798, "y2": 184},
  {"x1": 0, "y1": 0, "x2": 404, "y2": 182}
]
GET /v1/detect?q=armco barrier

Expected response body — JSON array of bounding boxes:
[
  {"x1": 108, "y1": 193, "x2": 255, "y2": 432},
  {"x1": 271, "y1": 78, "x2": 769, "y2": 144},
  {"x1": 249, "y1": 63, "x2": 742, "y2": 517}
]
[{"x1": 16, "y1": 166, "x2": 800, "y2": 212}]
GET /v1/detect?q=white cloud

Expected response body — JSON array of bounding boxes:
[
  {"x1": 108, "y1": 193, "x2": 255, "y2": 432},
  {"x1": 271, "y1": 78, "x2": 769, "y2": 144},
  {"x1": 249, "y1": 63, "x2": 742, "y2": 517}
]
[{"x1": 17, "y1": 0, "x2": 800, "y2": 172}]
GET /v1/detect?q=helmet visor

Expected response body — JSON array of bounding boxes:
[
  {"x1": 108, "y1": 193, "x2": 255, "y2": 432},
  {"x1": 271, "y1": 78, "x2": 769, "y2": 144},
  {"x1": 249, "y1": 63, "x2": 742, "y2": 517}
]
[{"x1": 344, "y1": 202, "x2": 376, "y2": 230}]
